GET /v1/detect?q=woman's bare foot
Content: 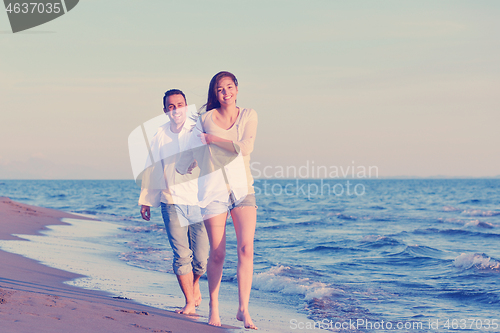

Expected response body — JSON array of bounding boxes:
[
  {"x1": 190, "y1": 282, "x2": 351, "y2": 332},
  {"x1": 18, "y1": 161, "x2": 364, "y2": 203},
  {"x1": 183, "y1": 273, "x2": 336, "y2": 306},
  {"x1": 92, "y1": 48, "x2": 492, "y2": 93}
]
[
  {"x1": 194, "y1": 283, "x2": 202, "y2": 307},
  {"x1": 208, "y1": 303, "x2": 221, "y2": 326},
  {"x1": 175, "y1": 302, "x2": 196, "y2": 315},
  {"x1": 237, "y1": 309, "x2": 257, "y2": 329}
]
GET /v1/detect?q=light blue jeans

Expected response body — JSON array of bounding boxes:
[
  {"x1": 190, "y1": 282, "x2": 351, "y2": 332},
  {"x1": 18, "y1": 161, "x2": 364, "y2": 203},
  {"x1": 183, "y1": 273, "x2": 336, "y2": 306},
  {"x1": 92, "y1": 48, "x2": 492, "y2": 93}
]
[{"x1": 160, "y1": 203, "x2": 209, "y2": 276}]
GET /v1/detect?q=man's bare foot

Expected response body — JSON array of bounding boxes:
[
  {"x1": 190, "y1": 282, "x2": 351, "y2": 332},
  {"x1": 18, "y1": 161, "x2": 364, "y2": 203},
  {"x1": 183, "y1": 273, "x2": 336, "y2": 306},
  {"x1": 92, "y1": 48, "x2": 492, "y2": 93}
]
[
  {"x1": 175, "y1": 303, "x2": 196, "y2": 315},
  {"x1": 208, "y1": 303, "x2": 221, "y2": 326},
  {"x1": 237, "y1": 309, "x2": 257, "y2": 330},
  {"x1": 194, "y1": 283, "x2": 202, "y2": 307}
]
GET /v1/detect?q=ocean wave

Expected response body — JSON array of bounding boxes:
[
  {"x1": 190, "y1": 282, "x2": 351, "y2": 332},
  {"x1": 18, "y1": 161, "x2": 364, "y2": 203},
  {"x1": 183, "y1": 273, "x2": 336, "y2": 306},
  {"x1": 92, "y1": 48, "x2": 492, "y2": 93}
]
[
  {"x1": 459, "y1": 199, "x2": 484, "y2": 205},
  {"x1": 464, "y1": 220, "x2": 495, "y2": 229},
  {"x1": 461, "y1": 209, "x2": 500, "y2": 217},
  {"x1": 359, "y1": 235, "x2": 402, "y2": 248},
  {"x1": 337, "y1": 214, "x2": 358, "y2": 220},
  {"x1": 454, "y1": 253, "x2": 500, "y2": 271},
  {"x1": 413, "y1": 228, "x2": 500, "y2": 238},
  {"x1": 119, "y1": 249, "x2": 173, "y2": 273},
  {"x1": 253, "y1": 265, "x2": 344, "y2": 301},
  {"x1": 369, "y1": 217, "x2": 394, "y2": 222},
  {"x1": 304, "y1": 296, "x2": 372, "y2": 321},
  {"x1": 301, "y1": 245, "x2": 367, "y2": 254},
  {"x1": 262, "y1": 201, "x2": 289, "y2": 211},
  {"x1": 437, "y1": 217, "x2": 463, "y2": 225},
  {"x1": 437, "y1": 218, "x2": 496, "y2": 229},
  {"x1": 11, "y1": 196, "x2": 33, "y2": 202},
  {"x1": 386, "y1": 245, "x2": 445, "y2": 260},
  {"x1": 260, "y1": 219, "x2": 327, "y2": 230},
  {"x1": 326, "y1": 208, "x2": 344, "y2": 214},
  {"x1": 443, "y1": 206, "x2": 460, "y2": 212},
  {"x1": 49, "y1": 193, "x2": 67, "y2": 198},
  {"x1": 440, "y1": 289, "x2": 500, "y2": 305},
  {"x1": 301, "y1": 245, "x2": 345, "y2": 252},
  {"x1": 296, "y1": 220, "x2": 328, "y2": 227},
  {"x1": 355, "y1": 244, "x2": 447, "y2": 268},
  {"x1": 75, "y1": 209, "x2": 97, "y2": 215},
  {"x1": 93, "y1": 213, "x2": 141, "y2": 223},
  {"x1": 260, "y1": 224, "x2": 286, "y2": 230}
]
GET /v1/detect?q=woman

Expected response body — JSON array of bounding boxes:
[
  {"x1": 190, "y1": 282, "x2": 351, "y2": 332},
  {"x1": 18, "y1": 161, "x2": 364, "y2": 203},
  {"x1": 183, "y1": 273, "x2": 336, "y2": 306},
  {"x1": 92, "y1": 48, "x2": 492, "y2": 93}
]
[{"x1": 196, "y1": 71, "x2": 258, "y2": 329}]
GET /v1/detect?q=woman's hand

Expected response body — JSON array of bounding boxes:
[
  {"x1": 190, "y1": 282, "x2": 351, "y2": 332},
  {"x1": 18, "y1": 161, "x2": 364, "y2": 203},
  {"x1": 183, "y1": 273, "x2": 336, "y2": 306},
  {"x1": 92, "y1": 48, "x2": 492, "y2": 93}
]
[
  {"x1": 198, "y1": 133, "x2": 237, "y2": 153},
  {"x1": 198, "y1": 133, "x2": 216, "y2": 145}
]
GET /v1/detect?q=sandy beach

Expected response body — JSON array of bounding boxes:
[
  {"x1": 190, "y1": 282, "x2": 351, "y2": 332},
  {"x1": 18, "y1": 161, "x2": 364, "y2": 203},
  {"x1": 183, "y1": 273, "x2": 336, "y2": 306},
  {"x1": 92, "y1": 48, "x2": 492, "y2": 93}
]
[{"x1": 0, "y1": 197, "x2": 230, "y2": 333}]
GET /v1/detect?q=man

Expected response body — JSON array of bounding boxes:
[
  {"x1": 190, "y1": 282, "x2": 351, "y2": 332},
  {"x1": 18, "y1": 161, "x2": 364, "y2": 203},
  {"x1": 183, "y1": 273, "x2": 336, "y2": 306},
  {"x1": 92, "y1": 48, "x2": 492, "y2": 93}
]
[{"x1": 139, "y1": 89, "x2": 208, "y2": 315}]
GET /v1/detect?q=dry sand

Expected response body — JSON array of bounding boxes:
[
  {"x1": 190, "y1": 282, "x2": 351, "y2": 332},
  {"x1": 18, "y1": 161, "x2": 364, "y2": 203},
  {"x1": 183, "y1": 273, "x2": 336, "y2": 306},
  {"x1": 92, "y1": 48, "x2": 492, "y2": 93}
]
[{"x1": 0, "y1": 197, "x2": 232, "y2": 333}]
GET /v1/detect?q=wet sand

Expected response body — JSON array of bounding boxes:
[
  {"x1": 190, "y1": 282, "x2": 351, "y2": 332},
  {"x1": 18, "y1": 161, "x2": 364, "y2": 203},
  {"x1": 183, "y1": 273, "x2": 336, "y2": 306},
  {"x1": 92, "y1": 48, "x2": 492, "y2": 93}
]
[{"x1": 0, "y1": 197, "x2": 230, "y2": 333}]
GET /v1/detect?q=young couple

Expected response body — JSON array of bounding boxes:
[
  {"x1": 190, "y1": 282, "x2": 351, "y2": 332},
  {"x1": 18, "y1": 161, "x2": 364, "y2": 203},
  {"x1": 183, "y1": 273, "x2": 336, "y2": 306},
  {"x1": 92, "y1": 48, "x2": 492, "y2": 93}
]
[{"x1": 139, "y1": 71, "x2": 258, "y2": 329}]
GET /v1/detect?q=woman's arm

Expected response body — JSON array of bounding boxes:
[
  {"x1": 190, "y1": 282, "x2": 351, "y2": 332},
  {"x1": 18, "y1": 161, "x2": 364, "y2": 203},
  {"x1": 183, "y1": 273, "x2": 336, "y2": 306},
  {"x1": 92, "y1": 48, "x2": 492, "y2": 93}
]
[
  {"x1": 233, "y1": 109, "x2": 257, "y2": 156},
  {"x1": 200, "y1": 109, "x2": 258, "y2": 155},
  {"x1": 199, "y1": 133, "x2": 238, "y2": 154}
]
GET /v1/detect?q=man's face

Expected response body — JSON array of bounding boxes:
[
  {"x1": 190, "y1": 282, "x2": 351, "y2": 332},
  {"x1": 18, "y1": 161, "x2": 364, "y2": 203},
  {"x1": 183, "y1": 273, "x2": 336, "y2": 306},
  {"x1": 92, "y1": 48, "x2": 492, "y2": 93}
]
[{"x1": 164, "y1": 94, "x2": 187, "y2": 126}]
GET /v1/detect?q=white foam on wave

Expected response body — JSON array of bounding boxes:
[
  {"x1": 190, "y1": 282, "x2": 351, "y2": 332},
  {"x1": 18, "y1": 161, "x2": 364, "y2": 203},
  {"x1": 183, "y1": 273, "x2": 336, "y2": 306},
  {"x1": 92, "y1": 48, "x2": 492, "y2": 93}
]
[
  {"x1": 461, "y1": 209, "x2": 500, "y2": 217},
  {"x1": 119, "y1": 248, "x2": 173, "y2": 273},
  {"x1": 454, "y1": 253, "x2": 500, "y2": 270},
  {"x1": 443, "y1": 206, "x2": 460, "y2": 212},
  {"x1": 361, "y1": 235, "x2": 386, "y2": 242},
  {"x1": 464, "y1": 220, "x2": 495, "y2": 228},
  {"x1": 438, "y1": 218, "x2": 496, "y2": 228},
  {"x1": 437, "y1": 217, "x2": 464, "y2": 225},
  {"x1": 253, "y1": 265, "x2": 344, "y2": 301}
]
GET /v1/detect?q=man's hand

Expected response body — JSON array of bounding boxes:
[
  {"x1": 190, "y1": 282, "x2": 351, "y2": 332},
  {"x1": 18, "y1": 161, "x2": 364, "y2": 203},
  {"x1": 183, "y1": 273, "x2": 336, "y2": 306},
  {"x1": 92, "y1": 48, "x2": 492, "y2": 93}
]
[
  {"x1": 140, "y1": 205, "x2": 151, "y2": 221},
  {"x1": 187, "y1": 160, "x2": 198, "y2": 174}
]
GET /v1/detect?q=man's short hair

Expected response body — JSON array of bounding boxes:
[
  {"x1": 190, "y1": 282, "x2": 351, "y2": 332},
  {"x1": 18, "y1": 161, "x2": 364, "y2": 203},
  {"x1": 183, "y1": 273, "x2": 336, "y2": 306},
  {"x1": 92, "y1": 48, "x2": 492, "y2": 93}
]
[{"x1": 163, "y1": 89, "x2": 187, "y2": 109}]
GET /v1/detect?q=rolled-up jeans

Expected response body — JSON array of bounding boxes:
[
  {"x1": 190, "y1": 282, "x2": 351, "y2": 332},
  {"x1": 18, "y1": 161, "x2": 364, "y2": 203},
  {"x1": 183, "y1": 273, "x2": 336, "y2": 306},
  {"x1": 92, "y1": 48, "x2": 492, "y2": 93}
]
[{"x1": 160, "y1": 203, "x2": 209, "y2": 276}]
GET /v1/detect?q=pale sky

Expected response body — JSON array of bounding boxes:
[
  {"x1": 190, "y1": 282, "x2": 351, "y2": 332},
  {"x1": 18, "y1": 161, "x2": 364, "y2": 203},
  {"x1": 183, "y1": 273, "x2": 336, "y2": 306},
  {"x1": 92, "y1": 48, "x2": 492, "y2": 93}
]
[{"x1": 1, "y1": 0, "x2": 499, "y2": 179}]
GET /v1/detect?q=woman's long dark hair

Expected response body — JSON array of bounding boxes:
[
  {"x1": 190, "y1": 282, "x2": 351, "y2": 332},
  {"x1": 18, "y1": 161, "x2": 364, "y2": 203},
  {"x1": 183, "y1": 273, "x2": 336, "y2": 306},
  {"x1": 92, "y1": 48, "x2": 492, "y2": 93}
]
[{"x1": 203, "y1": 71, "x2": 238, "y2": 112}]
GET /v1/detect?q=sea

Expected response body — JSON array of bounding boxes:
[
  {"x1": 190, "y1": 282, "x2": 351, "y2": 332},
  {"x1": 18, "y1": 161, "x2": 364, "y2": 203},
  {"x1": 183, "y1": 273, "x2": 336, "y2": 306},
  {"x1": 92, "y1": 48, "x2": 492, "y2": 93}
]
[{"x1": 0, "y1": 179, "x2": 499, "y2": 333}]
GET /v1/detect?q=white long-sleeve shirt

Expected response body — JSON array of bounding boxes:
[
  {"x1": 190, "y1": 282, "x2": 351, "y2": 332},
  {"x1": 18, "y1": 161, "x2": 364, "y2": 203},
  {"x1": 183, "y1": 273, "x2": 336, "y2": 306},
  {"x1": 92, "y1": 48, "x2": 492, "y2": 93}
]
[{"x1": 138, "y1": 118, "x2": 199, "y2": 207}]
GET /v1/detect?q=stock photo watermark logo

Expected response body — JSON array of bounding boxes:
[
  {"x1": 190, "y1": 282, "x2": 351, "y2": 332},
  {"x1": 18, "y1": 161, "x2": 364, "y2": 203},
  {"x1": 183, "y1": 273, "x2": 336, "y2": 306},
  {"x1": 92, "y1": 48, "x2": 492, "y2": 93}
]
[
  {"x1": 251, "y1": 161, "x2": 379, "y2": 199},
  {"x1": 128, "y1": 104, "x2": 202, "y2": 189},
  {"x1": 128, "y1": 105, "x2": 379, "y2": 223},
  {"x1": 128, "y1": 104, "x2": 248, "y2": 226},
  {"x1": 4, "y1": 0, "x2": 79, "y2": 33}
]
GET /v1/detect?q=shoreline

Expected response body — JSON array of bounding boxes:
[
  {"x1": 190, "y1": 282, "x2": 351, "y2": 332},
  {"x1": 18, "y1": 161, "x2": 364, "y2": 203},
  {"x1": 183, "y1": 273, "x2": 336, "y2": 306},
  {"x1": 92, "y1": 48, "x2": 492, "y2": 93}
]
[{"x1": 0, "y1": 197, "x2": 231, "y2": 333}]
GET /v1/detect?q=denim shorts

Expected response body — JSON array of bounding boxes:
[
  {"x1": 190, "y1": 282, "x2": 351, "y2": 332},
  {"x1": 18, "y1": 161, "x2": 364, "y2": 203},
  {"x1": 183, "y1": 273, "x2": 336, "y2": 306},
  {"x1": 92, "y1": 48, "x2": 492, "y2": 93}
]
[{"x1": 202, "y1": 193, "x2": 257, "y2": 218}]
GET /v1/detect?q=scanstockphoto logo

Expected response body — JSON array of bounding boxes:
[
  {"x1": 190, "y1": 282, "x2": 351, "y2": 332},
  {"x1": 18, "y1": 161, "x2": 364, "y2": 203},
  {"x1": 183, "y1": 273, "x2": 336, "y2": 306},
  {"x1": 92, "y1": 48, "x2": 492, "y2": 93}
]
[
  {"x1": 128, "y1": 105, "x2": 249, "y2": 226},
  {"x1": 4, "y1": 0, "x2": 79, "y2": 33}
]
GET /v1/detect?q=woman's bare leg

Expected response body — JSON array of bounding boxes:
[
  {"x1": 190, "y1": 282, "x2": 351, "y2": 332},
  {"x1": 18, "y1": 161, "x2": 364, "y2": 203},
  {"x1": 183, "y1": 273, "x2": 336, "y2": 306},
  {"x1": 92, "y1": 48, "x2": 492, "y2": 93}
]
[
  {"x1": 231, "y1": 206, "x2": 257, "y2": 329},
  {"x1": 204, "y1": 213, "x2": 227, "y2": 326}
]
